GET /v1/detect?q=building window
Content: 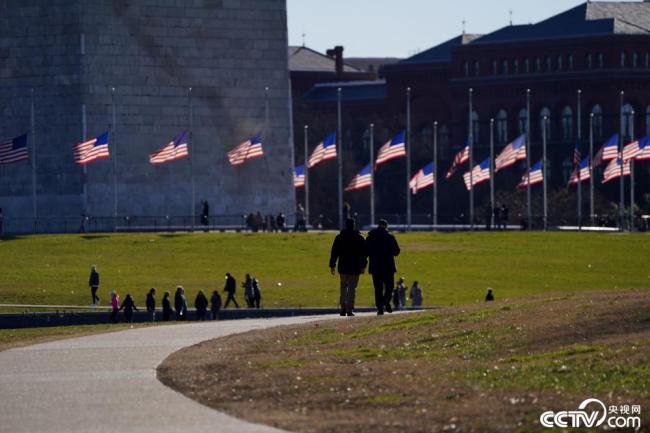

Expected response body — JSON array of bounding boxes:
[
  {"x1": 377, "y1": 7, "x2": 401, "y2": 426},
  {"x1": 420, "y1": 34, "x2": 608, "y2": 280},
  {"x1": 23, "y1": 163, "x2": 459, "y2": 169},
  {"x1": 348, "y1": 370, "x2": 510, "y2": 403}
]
[
  {"x1": 540, "y1": 107, "x2": 551, "y2": 139},
  {"x1": 633, "y1": 52, "x2": 638, "y2": 68},
  {"x1": 502, "y1": 59, "x2": 508, "y2": 75},
  {"x1": 496, "y1": 109, "x2": 508, "y2": 143},
  {"x1": 622, "y1": 103, "x2": 634, "y2": 141},
  {"x1": 568, "y1": 55, "x2": 574, "y2": 71},
  {"x1": 591, "y1": 105, "x2": 603, "y2": 139},
  {"x1": 471, "y1": 111, "x2": 480, "y2": 140},
  {"x1": 518, "y1": 108, "x2": 528, "y2": 135},
  {"x1": 557, "y1": 55, "x2": 563, "y2": 71},
  {"x1": 513, "y1": 59, "x2": 519, "y2": 74},
  {"x1": 474, "y1": 61, "x2": 480, "y2": 76},
  {"x1": 561, "y1": 106, "x2": 573, "y2": 141},
  {"x1": 646, "y1": 106, "x2": 650, "y2": 136},
  {"x1": 621, "y1": 51, "x2": 627, "y2": 68},
  {"x1": 464, "y1": 62, "x2": 470, "y2": 77},
  {"x1": 546, "y1": 56, "x2": 552, "y2": 72},
  {"x1": 492, "y1": 60, "x2": 498, "y2": 75},
  {"x1": 536, "y1": 57, "x2": 542, "y2": 72},
  {"x1": 525, "y1": 58, "x2": 530, "y2": 73},
  {"x1": 587, "y1": 54, "x2": 593, "y2": 69},
  {"x1": 598, "y1": 53, "x2": 604, "y2": 68}
]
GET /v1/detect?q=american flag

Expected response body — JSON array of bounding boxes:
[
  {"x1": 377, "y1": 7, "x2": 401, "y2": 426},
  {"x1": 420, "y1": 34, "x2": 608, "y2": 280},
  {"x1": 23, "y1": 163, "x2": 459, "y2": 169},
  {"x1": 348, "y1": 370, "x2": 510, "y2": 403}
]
[
  {"x1": 344, "y1": 163, "x2": 372, "y2": 192},
  {"x1": 308, "y1": 132, "x2": 337, "y2": 168},
  {"x1": 622, "y1": 139, "x2": 641, "y2": 161},
  {"x1": 375, "y1": 131, "x2": 406, "y2": 167},
  {"x1": 462, "y1": 158, "x2": 490, "y2": 190},
  {"x1": 517, "y1": 160, "x2": 543, "y2": 189},
  {"x1": 593, "y1": 134, "x2": 618, "y2": 167},
  {"x1": 73, "y1": 132, "x2": 110, "y2": 165},
  {"x1": 602, "y1": 156, "x2": 630, "y2": 184},
  {"x1": 572, "y1": 142, "x2": 582, "y2": 168},
  {"x1": 568, "y1": 156, "x2": 591, "y2": 185},
  {"x1": 409, "y1": 162, "x2": 435, "y2": 194},
  {"x1": 495, "y1": 134, "x2": 526, "y2": 172},
  {"x1": 445, "y1": 142, "x2": 469, "y2": 179},
  {"x1": 149, "y1": 131, "x2": 189, "y2": 164},
  {"x1": 0, "y1": 134, "x2": 29, "y2": 164},
  {"x1": 294, "y1": 165, "x2": 305, "y2": 188},
  {"x1": 228, "y1": 134, "x2": 264, "y2": 166},
  {"x1": 635, "y1": 136, "x2": 650, "y2": 160}
]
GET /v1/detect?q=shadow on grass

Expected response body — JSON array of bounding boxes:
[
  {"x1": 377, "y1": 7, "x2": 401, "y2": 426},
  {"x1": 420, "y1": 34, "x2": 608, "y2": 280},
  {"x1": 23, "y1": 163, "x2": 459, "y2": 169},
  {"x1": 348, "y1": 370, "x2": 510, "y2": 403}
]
[
  {"x1": 80, "y1": 235, "x2": 110, "y2": 240},
  {"x1": 0, "y1": 235, "x2": 22, "y2": 241}
]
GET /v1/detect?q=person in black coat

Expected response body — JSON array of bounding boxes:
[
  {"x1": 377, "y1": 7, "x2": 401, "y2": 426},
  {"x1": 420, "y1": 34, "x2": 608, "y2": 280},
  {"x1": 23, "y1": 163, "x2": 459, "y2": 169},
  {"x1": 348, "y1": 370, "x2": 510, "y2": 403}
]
[
  {"x1": 88, "y1": 265, "x2": 100, "y2": 306},
  {"x1": 162, "y1": 291, "x2": 173, "y2": 321},
  {"x1": 194, "y1": 290, "x2": 208, "y2": 320},
  {"x1": 145, "y1": 288, "x2": 156, "y2": 321},
  {"x1": 119, "y1": 294, "x2": 138, "y2": 323},
  {"x1": 174, "y1": 286, "x2": 185, "y2": 320},
  {"x1": 223, "y1": 273, "x2": 239, "y2": 308},
  {"x1": 210, "y1": 290, "x2": 222, "y2": 320},
  {"x1": 365, "y1": 219, "x2": 400, "y2": 315},
  {"x1": 329, "y1": 218, "x2": 367, "y2": 317}
]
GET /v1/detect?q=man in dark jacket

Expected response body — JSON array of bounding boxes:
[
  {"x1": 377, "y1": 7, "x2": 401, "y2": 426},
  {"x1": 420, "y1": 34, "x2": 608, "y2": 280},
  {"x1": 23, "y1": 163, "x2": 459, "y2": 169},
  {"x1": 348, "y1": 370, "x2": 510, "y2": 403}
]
[
  {"x1": 88, "y1": 265, "x2": 100, "y2": 306},
  {"x1": 366, "y1": 219, "x2": 400, "y2": 315},
  {"x1": 223, "y1": 272, "x2": 239, "y2": 308},
  {"x1": 329, "y1": 218, "x2": 367, "y2": 317},
  {"x1": 145, "y1": 288, "x2": 156, "y2": 321}
]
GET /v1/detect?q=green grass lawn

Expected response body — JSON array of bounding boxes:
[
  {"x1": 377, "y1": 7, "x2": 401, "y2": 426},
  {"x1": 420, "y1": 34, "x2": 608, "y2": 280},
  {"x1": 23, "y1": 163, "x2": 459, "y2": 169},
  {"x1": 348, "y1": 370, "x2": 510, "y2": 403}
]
[{"x1": 0, "y1": 231, "x2": 648, "y2": 309}]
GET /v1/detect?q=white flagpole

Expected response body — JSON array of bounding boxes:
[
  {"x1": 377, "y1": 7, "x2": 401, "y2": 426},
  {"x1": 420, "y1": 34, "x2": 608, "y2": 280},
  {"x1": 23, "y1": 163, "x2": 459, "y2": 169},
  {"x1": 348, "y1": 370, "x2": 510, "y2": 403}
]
[
  {"x1": 589, "y1": 113, "x2": 594, "y2": 225},
  {"x1": 619, "y1": 90, "x2": 624, "y2": 231},
  {"x1": 489, "y1": 118, "x2": 494, "y2": 230},
  {"x1": 189, "y1": 87, "x2": 195, "y2": 231},
  {"x1": 82, "y1": 103, "x2": 87, "y2": 217},
  {"x1": 370, "y1": 123, "x2": 375, "y2": 226},
  {"x1": 577, "y1": 89, "x2": 582, "y2": 230},
  {"x1": 304, "y1": 125, "x2": 309, "y2": 224},
  {"x1": 433, "y1": 121, "x2": 438, "y2": 228},
  {"x1": 543, "y1": 116, "x2": 548, "y2": 231},
  {"x1": 112, "y1": 87, "x2": 117, "y2": 224},
  {"x1": 468, "y1": 88, "x2": 474, "y2": 230},
  {"x1": 30, "y1": 88, "x2": 37, "y2": 219},
  {"x1": 406, "y1": 87, "x2": 412, "y2": 230},
  {"x1": 526, "y1": 89, "x2": 532, "y2": 230},
  {"x1": 337, "y1": 87, "x2": 343, "y2": 229},
  {"x1": 630, "y1": 110, "x2": 635, "y2": 231}
]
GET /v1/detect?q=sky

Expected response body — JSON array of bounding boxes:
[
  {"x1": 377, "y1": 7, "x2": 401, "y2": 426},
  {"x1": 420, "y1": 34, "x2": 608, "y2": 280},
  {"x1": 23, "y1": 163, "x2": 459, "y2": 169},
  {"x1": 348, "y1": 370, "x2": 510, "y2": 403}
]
[{"x1": 287, "y1": 0, "x2": 587, "y2": 58}]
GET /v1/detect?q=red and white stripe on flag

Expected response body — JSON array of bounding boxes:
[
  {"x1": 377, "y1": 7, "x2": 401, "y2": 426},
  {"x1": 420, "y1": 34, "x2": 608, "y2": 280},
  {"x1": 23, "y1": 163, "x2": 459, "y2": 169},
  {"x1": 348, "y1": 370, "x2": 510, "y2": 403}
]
[
  {"x1": 308, "y1": 143, "x2": 337, "y2": 168},
  {"x1": 73, "y1": 132, "x2": 110, "y2": 165},
  {"x1": 602, "y1": 158, "x2": 630, "y2": 184},
  {"x1": 495, "y1": 135, "x2": 526, "y2": 172},
  {"x1": 228, "y1": 136, "x2": 263, "y2": 166},
  {"x1": 149, "y1": 140, "x2": 188, "y2": 164}
]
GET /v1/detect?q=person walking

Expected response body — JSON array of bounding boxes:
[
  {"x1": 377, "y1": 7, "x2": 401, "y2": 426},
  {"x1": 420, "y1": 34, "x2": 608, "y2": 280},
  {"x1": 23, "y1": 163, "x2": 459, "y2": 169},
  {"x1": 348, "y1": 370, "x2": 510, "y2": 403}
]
[
  {"x1": 194, "y1": 290, "x2": 208, "y2": 320},
  {"x1": 110, "y1": 289, "x2": 120, "y2": 323},
  {"x1": 162, "y1": 291, "x2": 173, "y2": 321},
  {"x1": 119, "y1": 294, "x2": 138, "y2": 323},
  {"x1": 174, "y1": 286, "x2": 187, "y2": 320},
  {"x1": 88, "y1": 265, "x2": 100, "y2": 306},
  {"x1": 210, "y1": 290, "x2": 222, "y2": 320},
  {"x1": 252, "y1": 278, "x2": 262, "y2": 309},
  {"x1": 410, "y1": 281, "x2": 423, "y2": 307},
  {"x1": 243, "y1": 274, "x2": 255, "y2": 308},
  {"x1": 145, "y1": 288, "x2": 156, "y2": 322},
  {"x1": 329, "y1": 218, "x2": 367, "y2": 317},
  {"x1": 366, "y1": 219, "x2": 400, "y2": 315},
  {"x1": 396, "y1": 277, "x2": 407, "y2": 309},
  {"x1": 223, "y1": 273, "x2": 239, "y2": 308}
]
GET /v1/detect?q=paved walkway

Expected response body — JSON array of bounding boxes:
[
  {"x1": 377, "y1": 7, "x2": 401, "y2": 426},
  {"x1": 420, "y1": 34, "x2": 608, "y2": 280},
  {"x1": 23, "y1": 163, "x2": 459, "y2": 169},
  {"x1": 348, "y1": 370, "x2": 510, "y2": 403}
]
[{"x1": 0, "y1": 316, "x2": 334, "y2": 433}]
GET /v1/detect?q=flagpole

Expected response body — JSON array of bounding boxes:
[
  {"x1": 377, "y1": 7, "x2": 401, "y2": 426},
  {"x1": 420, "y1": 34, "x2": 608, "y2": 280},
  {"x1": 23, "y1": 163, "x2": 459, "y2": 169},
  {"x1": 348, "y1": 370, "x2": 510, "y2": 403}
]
[
  {"x1": 30, "y1": 88, "x2": 37, "y2": 219},
  {"x1": 264, "y1": 86, "x2": 271, "y2": 213},
  {"x1": 370, "y1": 123, "x2": 375, "y2": 226},
  {"x1": 468, "y1": 88, "x2": 474, "y2": 230},
  {"x1": 630, "y1": 110, "x2": 635, "y2": 231},
  {"x1": 589, "y1": 113, "x2": 594, "y2": 225},
  {"x1": 406, "y1": 87, "x2": 412, "y2": 231},
  {"x1": 618, "y1": 90, "x2": 624, "y2": 231},
  {"x1": 543, "y1": 116, "x2": 548, "y2": 231},
  {"x1": 303, "y1": 125, "x2": 309, "y2": 224},
  {"x1": 489, "y1": 118, "x2": 494, "y2": 230},
  {"x1": 577, "y1": 89, "x2": 582, "y2": 230},
  {"x1": 526, "y1": 89, "x2": 532, "y2": 230},
  {"x1": 112, "y1": 87, "x2": 117, "y2": 225},
  {"x1": 433, "y1": 121, "x2": 438, "y2": 228},
  {"x1": 337, "y1": 87, "x2": 343, "y2": 229},
  {"x1": 82, "y1": 103, "x2": 87, "y2": 217},
  {"x1": 189, "y1": 87, "x2": 195, "y2": 231}
]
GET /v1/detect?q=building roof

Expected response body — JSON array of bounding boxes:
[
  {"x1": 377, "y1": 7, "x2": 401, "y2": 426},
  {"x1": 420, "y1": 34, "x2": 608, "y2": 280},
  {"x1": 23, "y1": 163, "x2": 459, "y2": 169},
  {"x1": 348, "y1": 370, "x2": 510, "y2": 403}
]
[
  {"x1": 302, "y1": 80, "x2": 386, "y2": 103},
  {"x1": 473, "y1": 1, "x2": 650, "y2": 44},
  {"x1": 288, "y1": 46, "x2": 361, "y2": 72},
  {"x1": 399, "y1": 34, "x2": 483, "y2": 64}
]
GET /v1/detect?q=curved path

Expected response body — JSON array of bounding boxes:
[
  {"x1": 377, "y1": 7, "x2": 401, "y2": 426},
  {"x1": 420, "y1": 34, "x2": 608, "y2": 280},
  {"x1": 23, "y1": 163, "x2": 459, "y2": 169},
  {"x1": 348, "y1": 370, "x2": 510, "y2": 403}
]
[{"x1": 0, "y1": 316, "x2": 333, "y2": 433}]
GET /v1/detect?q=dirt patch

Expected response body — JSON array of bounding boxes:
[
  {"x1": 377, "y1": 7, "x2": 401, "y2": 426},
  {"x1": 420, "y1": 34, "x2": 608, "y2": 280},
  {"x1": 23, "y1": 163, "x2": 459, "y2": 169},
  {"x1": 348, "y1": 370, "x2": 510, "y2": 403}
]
[{"x1": 158, "y1": 289, "x2": 650, "y2": 433}]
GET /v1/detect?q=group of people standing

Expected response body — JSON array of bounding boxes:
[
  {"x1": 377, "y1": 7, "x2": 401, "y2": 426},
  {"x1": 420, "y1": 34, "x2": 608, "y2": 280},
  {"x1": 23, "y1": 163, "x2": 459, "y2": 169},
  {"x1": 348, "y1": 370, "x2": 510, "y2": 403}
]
[
  {"x1": 245, "y1": 211, "x2": 287, "y2": 232},
  {"x1": 392, "y1": 277, "x2": 424, "y2": 309},
  {"x1": 329, "y1": 218, "x2": 406, "y2": 316}
]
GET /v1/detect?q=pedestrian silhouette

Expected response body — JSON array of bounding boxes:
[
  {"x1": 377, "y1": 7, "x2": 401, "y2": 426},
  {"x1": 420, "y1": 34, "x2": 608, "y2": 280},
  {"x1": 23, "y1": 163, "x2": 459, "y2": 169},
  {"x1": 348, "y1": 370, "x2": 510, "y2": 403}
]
[
  {"x1": 329, "y1": 218, "x2": 367, "y2": 317},
  {"x1": 210, "y1": 290, "x2": 222, "y2": 319},
  {"x1": 485, "y1": 289, "x2": 495, "y2": 301},
  {"x1": 119, "y1": 294, "x2": 138, "y2": 322},
  {"x1": 194, "y1": 290, "x2": 208, "y2": 320},
  {"x1": 88, "y1": 265, "x2": 100, "y2": 306},
  {"x1": 366, "y1": 219, "x2": 400, "y2": 315},
  {"x1": 162, "y1": 291, "x2": 173, "y2": 321},
  {"x1": 223, "y1": 273, "x2": 240, "y2": 308},
  {"x1": 146, "y1": 288, "x2": 156, "y2": 321}
]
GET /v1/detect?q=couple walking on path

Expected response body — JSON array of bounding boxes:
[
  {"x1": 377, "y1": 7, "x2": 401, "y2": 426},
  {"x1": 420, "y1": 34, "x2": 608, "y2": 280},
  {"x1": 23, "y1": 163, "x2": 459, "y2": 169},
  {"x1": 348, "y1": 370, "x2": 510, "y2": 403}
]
[{"x1": 329, "y1": 218, "x2": 400, "y2": 316}]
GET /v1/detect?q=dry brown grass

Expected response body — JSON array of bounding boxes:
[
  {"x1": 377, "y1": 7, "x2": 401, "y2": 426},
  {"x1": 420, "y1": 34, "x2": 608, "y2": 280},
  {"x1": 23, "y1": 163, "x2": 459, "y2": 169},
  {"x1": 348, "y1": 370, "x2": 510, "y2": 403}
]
[{"x1": 158, "y1": 289, "x2": 650, "y2": 433}]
